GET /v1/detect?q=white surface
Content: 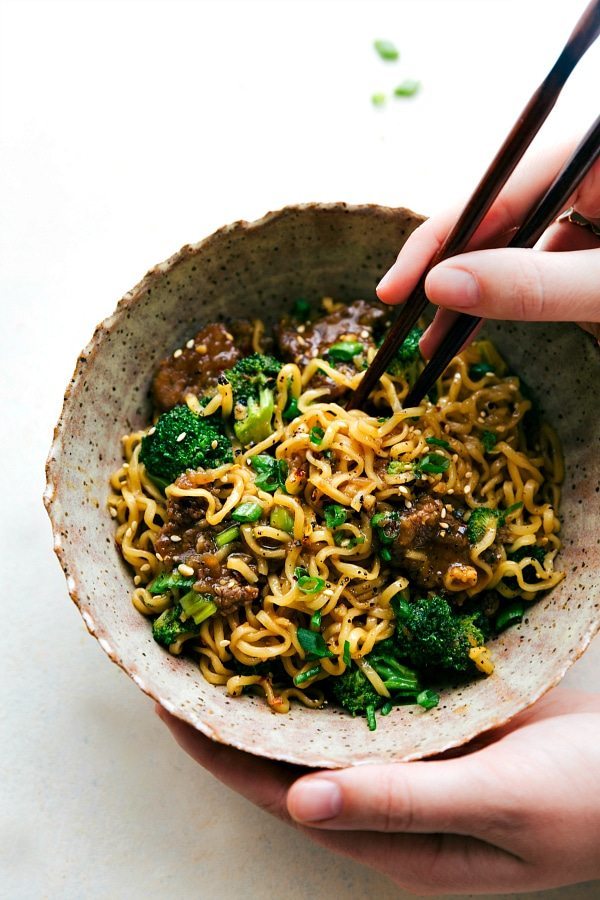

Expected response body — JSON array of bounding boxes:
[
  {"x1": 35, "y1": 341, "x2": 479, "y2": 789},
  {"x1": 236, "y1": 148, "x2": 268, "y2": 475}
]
[{"x1": 1, "y1": 0, "x2": 599, "y2": 897}]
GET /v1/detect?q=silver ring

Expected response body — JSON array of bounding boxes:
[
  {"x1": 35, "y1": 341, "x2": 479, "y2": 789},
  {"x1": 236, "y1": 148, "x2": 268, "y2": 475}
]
[{"x1": 557, "y1": 206, "x2": 600, "y2": 237}]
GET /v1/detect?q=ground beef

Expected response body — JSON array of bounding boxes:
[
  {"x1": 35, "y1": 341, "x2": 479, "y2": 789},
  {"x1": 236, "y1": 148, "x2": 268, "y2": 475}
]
[
  {"x1": 152, "y1": 320, "x2": 254, "y2": 412},
  {"x1": 389, "y1": 495, "x2": 475, "y2": 591},
  {"x1": 155, "y1": 486, "x2": 259, "y2": 612},
  {"x1": 276, "y1": 300, "x2": 387, "y2": 399}
]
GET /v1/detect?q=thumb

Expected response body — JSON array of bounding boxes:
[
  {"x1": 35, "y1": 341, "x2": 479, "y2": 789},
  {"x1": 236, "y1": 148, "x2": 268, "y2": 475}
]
[{"x1": 424, "y1": 247, "x2": 600, "y2": 323}]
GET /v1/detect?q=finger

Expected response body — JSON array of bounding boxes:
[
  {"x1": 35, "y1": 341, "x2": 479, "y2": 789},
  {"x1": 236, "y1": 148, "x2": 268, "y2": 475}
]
[
  {"x1": 377, "y1": 141, "x2": 573, "y2": 306},
  {"x1": 301, "y1": 828, "x2": 530, "y2": 896},
  {"x1": 156, "y1": 705, "x2": 298, "y2": 821},
  {"x1": 424, "y1": 247, "x2": 600, "y2": 322},
  {"x1": 419, "y1": 309, "x2": 484, "y2": 359}
]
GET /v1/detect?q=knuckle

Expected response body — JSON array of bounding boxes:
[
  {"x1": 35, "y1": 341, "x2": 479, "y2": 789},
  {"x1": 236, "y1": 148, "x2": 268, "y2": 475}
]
[{"x1": 514, "y1": 253, "x2": 547, "y2": 319}]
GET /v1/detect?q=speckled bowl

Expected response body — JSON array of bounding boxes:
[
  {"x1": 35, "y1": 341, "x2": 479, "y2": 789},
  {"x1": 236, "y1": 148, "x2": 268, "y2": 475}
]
[{"x1": 45, "y1": 203, "x2": 600, "y2": 767}]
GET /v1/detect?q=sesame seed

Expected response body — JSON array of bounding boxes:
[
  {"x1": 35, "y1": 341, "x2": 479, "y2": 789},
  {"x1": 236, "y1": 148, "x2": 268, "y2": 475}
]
[
  {"x1": 465, "y1": 471, "x2": 472, "y2": 479},
  {"x1": 441, "y1": 507, "x2": 447, "y2": 519},
  {"x1": 155, "y1": 553, "x2": 163, "y2": 562},
  {"x1": 405, "y1": 500, "x2": 413, "y2": 509},
  {"x1": 147, "y1": 426, "x2": 156, "y2": 436},
  {"x1": 176, "y1": 432, "x2": 186, "y2": 442},
  {"x1": 122, "y1": 462, "x2": 129, "y2": 469},
  {"x1": 178, "y1": 563, "x2": 195, "y2": 577},
  {"x1": 311, "y1": 348, "x2": 319, "y2": 357},
  {"x1": 447, "y1": 488, "x2": 454, "y2": 494},
  {"x1": 224, "y1": 332, "x2": 234, "y2": 341},
  {"x1": 296, "y1": 335, "x2": 307, "y2": 346},
  {"x1": 170, "y1": 535, "x2": 182, "y2": 542},
  {"x1": 186, "y1": 339, "x2": 194, "y2": 349},
  {"x1": 140, "y1": 563, "x2": 151, "y2": 572},
  {"x1": 480, "y1": 410, "x2": 487, "y2": 418},
  {"x1": 440, "y1": 521, "x2": 450, "y2": 530},
  {"x1": 452, "y1": 453, "x2": 459, "y2": 463},
  {"x1": 360, "y1": 330, "x2": 369, "y2": 339},
  {"x1": 196, "y1": 343, "x2": 208, "y2": 353},
  {"x1": 211, "y1": 439, "x2": 218, "y2": 449},
  {"x1": 173, "y1": 348, "x2": 183, "y2": 358},
  {"x1": 464, "y1": 485, "x2": 471, "y2": 494},
  {"x1": 297, "y1": 325, "x2": 306, "y2": 334},
  {"x1": 109, "y1": 507, "x2": 117, "y2": 518},
  {"x1": 134, "y1": 575, "x2": 141, "y2": 585}
]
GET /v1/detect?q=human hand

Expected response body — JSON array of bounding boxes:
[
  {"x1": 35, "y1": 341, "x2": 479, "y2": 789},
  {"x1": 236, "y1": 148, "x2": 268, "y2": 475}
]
[
  {"x1": 157, "y1": 688, "x2": 600, "y2": 895},
  {"x1": 376, "y1": 141, "x2": 600, "y2": 356}
]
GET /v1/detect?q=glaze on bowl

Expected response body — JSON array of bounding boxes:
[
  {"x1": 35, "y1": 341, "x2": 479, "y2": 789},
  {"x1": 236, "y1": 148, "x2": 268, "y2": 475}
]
[{"x1": 45, "y1": 203, "x2": 600, "y2": 767}]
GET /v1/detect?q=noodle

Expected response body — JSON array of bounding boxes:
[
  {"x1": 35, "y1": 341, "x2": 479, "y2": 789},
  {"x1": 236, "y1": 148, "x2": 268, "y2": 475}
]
[{"x1": 108, "y1": 300, "x2": 564, "y2": 719}]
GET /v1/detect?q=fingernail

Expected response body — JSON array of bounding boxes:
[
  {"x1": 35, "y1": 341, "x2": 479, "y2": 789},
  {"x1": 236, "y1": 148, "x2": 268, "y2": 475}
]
[
  {"x1": 427, "y1": 266, "x2": 479, "y2": 307},
  {"x1": 289, "y1": 778, "x2": 343, "y2": 822}
]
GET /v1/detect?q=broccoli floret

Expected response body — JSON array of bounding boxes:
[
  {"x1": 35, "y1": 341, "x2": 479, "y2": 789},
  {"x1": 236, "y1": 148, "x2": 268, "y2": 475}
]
[
  {"x1": 466, "y1": 507, "x2": 503, "y2": 544},
  {"x1": 152, "y1": 604, "x2": 201, "y2": 648},
  {"x1": 225, "y1": 353, "x2": 282, "y2": 446},
  {"x1": 331, "y1": 664, "x2": 380, "y2": 716},
  {"x1": 392, "y1": 594, "x2": 486, "y2": 674},
  {"x1": 140, "y1": 405, "x2": 233, "y2": 485},
  {"x1": 366, "y1": 639, "x2": 421, "y2": 693},
  {"x1": 386, "y1": 326, "x2": 423, "y2": 383}
]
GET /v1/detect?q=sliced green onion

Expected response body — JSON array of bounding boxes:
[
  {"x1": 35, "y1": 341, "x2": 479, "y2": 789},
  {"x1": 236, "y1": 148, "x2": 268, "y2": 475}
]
[
  {"x1": 366, "y1": 704, "x2": 377, "y2": 731},
  {"x1": 292, "y1": 298, "x2": 311, "y2": 322},
  {"x1": 293, "y1": 664, "x2": 322, "y2": 686},
  {"x1": 180, "y1": 590, "x2": 218, "y2": 625},
  {"x1": 371, "y1": 92, "x2": 386, "y2": 107},
  {"x1": 469, "y1": 361, "x2": 495, "y2": 380},
  {"x1": 232, "y1": 501, "x2": 263, "y2": 523},
  {"x1": 393, "y1": 79, "x2": 420, "y2": 97},
  {"x1": 426, "y1": 436, "x2": 450, "y2": 450},
  {"x1": 282, "y1": 396, "x2": 300, "y2": 421},
  {"x1": 504, "y1": 501, "x2": 524, "y2": 518},
  {"x1": 324, "y1": 504, "x2": 347, "y2": 529},
  {"x1": 251, "y1": 454, "x2": 288, "y2": 492},
  {"x1": 326, "y1": 341, "x2": 364, "y2": 362},
  {"x1": 215, "y1": 525, "x2": 240, "y2": 548},
  {"x1": 310, "y1": 609, "x2": 322, "y2": 631},
  {"x1": 387, "y1": 460, "x2": 414, "y2": 475},
  {"x1": 343, "y1": 640, "x2": 351, "y2": 666},
  {"x1": 294, "y1": 567, "x2": 326, "y2": 595},
  {"x1": 297, "y1": 627, "x2": 334, "y2": 660},
  {"x1": 481, "y1": 430, "x2": 497, "y2": 453},
  {"x1": 416, "y1": 689, "x2": 440, "y2": 710},
  {"x1": 374, "y1": 39, "x2": 399, "y2": 61},
  {"x1": 417, "y1": 453, "x2": 449, "y2": 475},
  {"x1": 148, "y1": 571, "x2": 195, "y2": 595},
  {"x1": 380, "y1": 547, "x2": 392, "y2": 562},
  {"x1": 269, "y1": 506, "x2": 294, "y2": 534},
  {"x1": 309, "y1": 426, "x2": 325, "y2": 445},
  {"x1": 380, "y1": 701, "x2": 393, "y2": 716},
  {"x1": 496, "y1": 601, "x2": 525, "y2": 632}
]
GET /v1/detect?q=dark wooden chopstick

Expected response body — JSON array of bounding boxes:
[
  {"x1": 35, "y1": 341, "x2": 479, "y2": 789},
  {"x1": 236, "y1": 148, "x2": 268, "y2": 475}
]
[
  {"x1": 347, "y1": 0, "x2": 600, "y2": 411},
  {"x1": 403, "y1": 114, "x2": 600, "y2": 408}
]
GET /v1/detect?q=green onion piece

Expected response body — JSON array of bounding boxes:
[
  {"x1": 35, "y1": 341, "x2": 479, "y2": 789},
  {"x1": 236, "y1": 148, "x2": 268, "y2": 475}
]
[
  {"x1": 387, "y1": 460, "x2": 414, "y2": 475},
  {"x1": 232, "y1": 501, "x2": 263, "y2": 523},
  {"x1": 417, "y1": 453, "x2": 450, "y2": 475},
  {"x1": 269, "y1": 506, "x2": 294, "y2": 534},
  {"x1": 309, "y1": 426, "x2": 325, "y2": 445},
  {"x1": 215, "y1": 525, "x2": 240, "y2": 548},
  {"x1": 324, "y1": 504, "x2": 347, "y2": 529},
  {"x1": 180, "y1": 591, "x2": 218, "y2": 625},
  {"x1": 148, "y1": 473, "x2": 171, "y2": 494},
  {"x1": 294, "y1": 568, "x2": 326, "y2": 594},
  {"x1": 496, "y1": 601, "x2": 525, "y2": 632},
  {"x1": 310, "y1": 609, "x2": 322, "y2": 631},
  {"x1": 504, "y1": 501, "x2": 524, "y2": 518},
  {"x1": 343, "y1": 640, "x2": 351, "y2": 666},
  {"x1": 282, "y1": 396, "x2": 300, "y2": 421},
  {"x1": 251, "y1": 454, "x2": 288, "y2": 492},
  {"x1": 297, "y1": 626, "x2": 334, "y2": 659},
  {"x1": 426, "y1": 436, "x2": 450, "y2": 450},
  {"x1": 481, "y1": 430, "x2": 497, "y2": 453},
  {"x1": 366, "y1": 704, "x2": 377, "y2": 731},
  {"x1": 380, "y1": 547, "x2": 392, "y2": 562},
  {"x1": 148, "y1": 571, "x2": 195, "y2": 595},
  {"x1": 380, "y1": 701, "x2": 393, "y2": 716},
  {"x1": 371, "y1": 92, "x2": 386, "y2": 107},
  {"x1": 374, "y1": 39, "x2": 399, "y2": 61},
  {"x1": 292, "y1": 298, "x2": 311, "y2": 322},
  {"x1": 293, "y1": 664, "x2": 322, "y2": 686},
  {"x1": 326, "y1": 341, "x2": 364, "y2": 362},
  {"x1": 469, "y1": 361, "x2": 495, "y2": 380},
  {"x1": 393, "y1": 79, "x2": 420, "y2": 97},
  {"x1": 416, "y1": 689, "x2": 440, "y2": 710}
]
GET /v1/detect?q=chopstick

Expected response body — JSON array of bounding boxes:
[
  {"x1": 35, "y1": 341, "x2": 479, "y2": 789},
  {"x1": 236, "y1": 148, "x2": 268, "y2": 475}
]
[
  {"x1": 347, "y1": 0, "x2": 600, "y2": 411},
  {"x1": 403, "y1": 114, "x2": 600, "y2": 408}
]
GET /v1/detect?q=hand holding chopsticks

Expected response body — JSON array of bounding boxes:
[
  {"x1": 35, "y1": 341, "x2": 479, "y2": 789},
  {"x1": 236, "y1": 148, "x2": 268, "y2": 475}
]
[{"x1": 348, "y1": 0, "x2": 600, "y2": 412}]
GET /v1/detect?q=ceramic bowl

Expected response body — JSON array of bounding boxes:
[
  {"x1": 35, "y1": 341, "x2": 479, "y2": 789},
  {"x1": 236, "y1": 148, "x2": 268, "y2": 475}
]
[{"x1": 45, "y1": 203, "x2": 600, "y2": 767}]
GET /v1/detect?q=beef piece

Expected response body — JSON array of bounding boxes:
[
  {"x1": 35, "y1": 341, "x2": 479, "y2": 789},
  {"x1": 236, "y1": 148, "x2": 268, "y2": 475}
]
[
  {"x1": 155, "y1": 485, "x2": 259, "y2": 613},
  {"x1": 152, "y1": 320, "x2": 254, "y2": 412},
  {"x1": 276, "y1": 300, "x2": 387, "y2": 399},
  {"x1": 389, "y1": 495, "x2": 476, "y2": 591}
]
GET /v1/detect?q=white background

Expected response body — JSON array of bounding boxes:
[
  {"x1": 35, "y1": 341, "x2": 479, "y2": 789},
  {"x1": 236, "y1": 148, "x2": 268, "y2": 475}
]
[{"x1": 1, "y1": 1, "x2": 599, "y2": 898}]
